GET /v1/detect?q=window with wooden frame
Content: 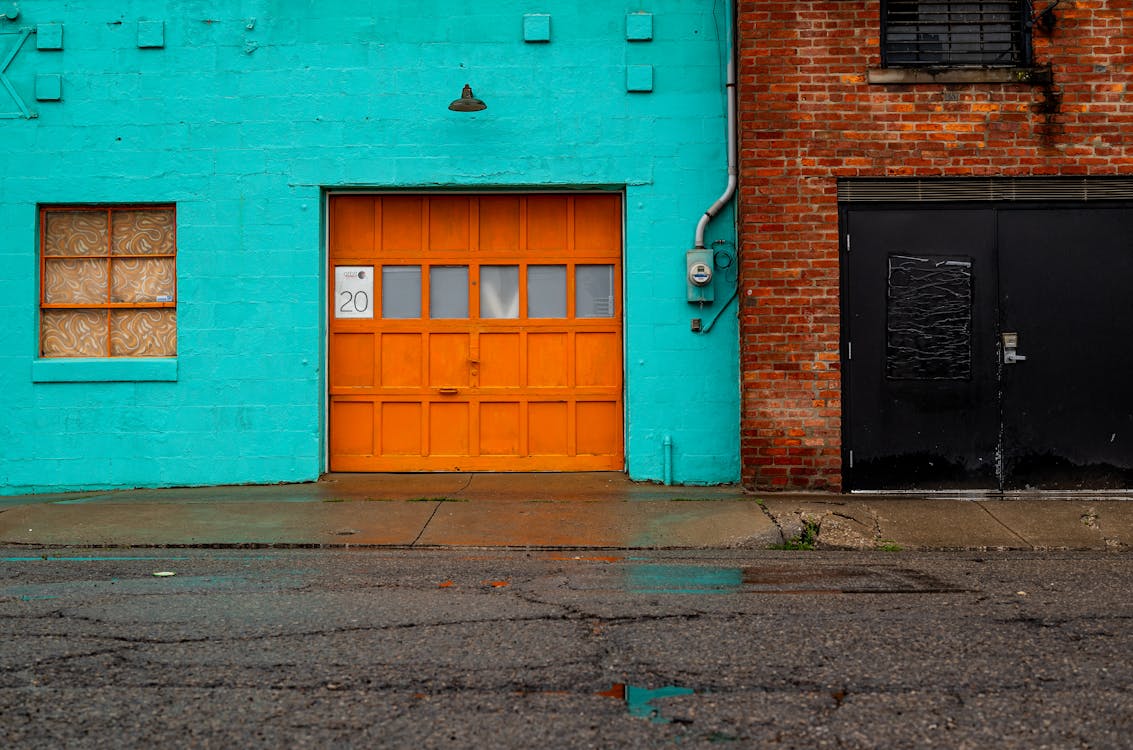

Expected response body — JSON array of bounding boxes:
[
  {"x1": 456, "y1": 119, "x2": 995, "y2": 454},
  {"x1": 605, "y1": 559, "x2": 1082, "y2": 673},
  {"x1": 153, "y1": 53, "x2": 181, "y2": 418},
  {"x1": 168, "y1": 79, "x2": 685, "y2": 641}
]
[
  {"x1": 39, "y1": 205, "x2": 177, "y2": 358},
  {"x1": 881, "y1": 1, "x2": 1031, "y2": 68}
]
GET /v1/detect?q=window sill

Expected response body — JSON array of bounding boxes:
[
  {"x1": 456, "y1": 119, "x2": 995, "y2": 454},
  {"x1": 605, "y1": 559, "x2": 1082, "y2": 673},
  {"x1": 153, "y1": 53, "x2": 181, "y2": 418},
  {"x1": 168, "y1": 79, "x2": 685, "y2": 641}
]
[
  {"x1": 31, "y1": 358, "x2": 178, "y2": 383},
  {"x1": 867, "y1": 66, "x2": 1052, "y2": 86}
]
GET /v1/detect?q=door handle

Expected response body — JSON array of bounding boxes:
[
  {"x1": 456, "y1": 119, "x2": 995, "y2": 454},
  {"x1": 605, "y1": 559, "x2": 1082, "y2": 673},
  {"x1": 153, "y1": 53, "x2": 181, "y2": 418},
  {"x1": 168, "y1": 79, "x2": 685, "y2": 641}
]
[
  {"x1": 1002, "y1": 332, "x2": 1027, "y2": 364},
  {"x1": 437, "y1": 387, "x2": 459, "y2": 395}
]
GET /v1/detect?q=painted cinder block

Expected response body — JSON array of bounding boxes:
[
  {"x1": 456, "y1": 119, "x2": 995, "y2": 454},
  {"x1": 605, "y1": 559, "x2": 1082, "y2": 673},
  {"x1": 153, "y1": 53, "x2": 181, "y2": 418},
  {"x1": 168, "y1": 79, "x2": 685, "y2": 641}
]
[
  {"x1": 626, "y1": 12, "x2": 653, "y2": 41},
  {"x1": 36, "y1": 24, "x2": 63, "y2": 50},
  {"x1": 34, "y1": 74, "x2": 62, "y2": 101},
  {"x1": 523, "y1": 13, "x2": 551, "y2": 42},
  {"x1": 137, "y1": 20, "x2": 165, "y2": 48},
  {"x1": 626, "y1": 64, "x2": 654, "y2": 92}
]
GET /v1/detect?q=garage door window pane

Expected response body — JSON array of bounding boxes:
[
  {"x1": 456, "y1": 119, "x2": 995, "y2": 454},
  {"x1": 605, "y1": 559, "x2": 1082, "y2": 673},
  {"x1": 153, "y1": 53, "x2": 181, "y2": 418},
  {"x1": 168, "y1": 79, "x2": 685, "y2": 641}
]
[
  {"x1": 481, "y1": 265, "x2": 519, "y2": 319},
  {"x1": 382, "y1": 266, "x2": 422, "y2": 319},
  {"x1": 576, "y1": 264, "x2": 615, "y2": 318},
  {"x1": 527, "y1": 265, "x2": 566, "y2": 318},
  {"x1": 430, "y1": 265, "x2": 469, "y2": 319}
]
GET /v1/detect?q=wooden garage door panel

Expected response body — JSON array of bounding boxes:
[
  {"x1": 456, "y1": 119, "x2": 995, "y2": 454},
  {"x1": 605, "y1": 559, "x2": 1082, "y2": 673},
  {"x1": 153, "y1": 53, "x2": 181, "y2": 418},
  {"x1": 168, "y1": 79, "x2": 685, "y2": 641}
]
[
  {"x1": 526, "y1": 196, "x2": 569, "y2": 253},
  {"x1": 574, "y1": 194, "x2": 622, "y2": 252},
  {"x1": 380, "y1": 334, "x2": 423, "y2": 387},
  {"x1": 480, "y1": 402, "x2": 521, "y2": 455},
  {"x1": 576, "y1": 332, "x2": 620, "y2": 387},
  {"x1": 429, "y1": 334, "x2": 471, "y2": 387},
  {"x1": 331, "y1": 401, "x2": 374, "y2": 456},
  {"x1": 380, "y1": 196, "x2": 423, "y2": 253},
  {"x1": 330, "y1": 196, "x2": 376, "y2": 258},
  {"x1": 329, "y1": 193, "x2": 623, "y2": 472},
  {"x1": 528, "y1": 333, "x2": 569, "y2": 387},
  {"x1": 381, "y1": 403, "x2": 421, "y2": 455},
  {"x1": 430, "y1": 402, "x2": 470, "y2": 455},
  {"x1": 529, "y1": 402, "x2": 569, "y2": 455},
  {"x1": 479, "y1": 196, "x2": 521, "y2": 252},
  {"x1": 331, "y1": 332, "x2": 374, "y2": 388},
  {"x1": 429, "y1": 196, "x2": 472, "y2": 252},
  {"x1": 577, "y1": 401, "x2": 620, "y2": 456},
  {"x1": 480, "y1": 333, "x2": 521, "y2": 388}
]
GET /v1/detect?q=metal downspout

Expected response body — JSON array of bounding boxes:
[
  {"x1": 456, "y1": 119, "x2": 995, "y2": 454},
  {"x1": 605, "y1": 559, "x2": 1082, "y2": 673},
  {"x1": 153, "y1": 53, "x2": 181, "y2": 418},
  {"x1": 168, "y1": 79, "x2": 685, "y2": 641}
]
[{"x1": 694, "y1": 1, "x2": 737, "y2": 250}]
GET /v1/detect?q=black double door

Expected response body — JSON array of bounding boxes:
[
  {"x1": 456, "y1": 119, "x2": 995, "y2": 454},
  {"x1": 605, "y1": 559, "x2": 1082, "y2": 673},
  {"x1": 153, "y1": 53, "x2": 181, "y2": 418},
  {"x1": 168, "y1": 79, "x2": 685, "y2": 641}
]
[{"x1": 843, "y1": 203, "x2": 1133, "y2": 490}]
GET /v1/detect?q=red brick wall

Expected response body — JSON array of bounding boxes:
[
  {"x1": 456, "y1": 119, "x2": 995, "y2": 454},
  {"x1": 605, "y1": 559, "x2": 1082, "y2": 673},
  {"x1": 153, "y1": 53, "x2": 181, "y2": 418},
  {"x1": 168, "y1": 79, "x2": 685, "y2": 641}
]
[{"x1": 736, "y1": 1, "x2": 1133, "y2": 490}]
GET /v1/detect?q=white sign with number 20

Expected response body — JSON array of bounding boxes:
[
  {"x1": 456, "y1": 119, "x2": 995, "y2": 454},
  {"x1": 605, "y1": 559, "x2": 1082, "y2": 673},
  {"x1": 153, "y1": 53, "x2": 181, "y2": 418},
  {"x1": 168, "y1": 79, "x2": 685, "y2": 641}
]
[{"x1": 334, "y1": 266, "x2": 374, "y2": 319}]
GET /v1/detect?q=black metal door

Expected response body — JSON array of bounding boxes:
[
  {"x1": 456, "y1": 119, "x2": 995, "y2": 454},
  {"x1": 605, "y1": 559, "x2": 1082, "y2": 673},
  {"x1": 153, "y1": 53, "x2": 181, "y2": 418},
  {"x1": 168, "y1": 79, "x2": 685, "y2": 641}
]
[
  {"x1": 842, "y1": 207, "x2": 1000, "y2": 489},
  {"x1": 998, "y1": 206, "x2": 1133, "y2": 489},
  {"x1": 844, "y1": 202, "x2": 1133, "y2": 490}
]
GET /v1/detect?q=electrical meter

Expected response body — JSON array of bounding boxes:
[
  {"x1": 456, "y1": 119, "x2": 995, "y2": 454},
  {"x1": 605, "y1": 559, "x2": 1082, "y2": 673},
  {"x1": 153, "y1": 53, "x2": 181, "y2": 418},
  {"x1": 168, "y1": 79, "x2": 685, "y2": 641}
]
[
  {"x1": 686, "y1": 249, "x2": 715, "y2": 303},
  {"x1": 689, "y1": 261, "x2": 713, "y2": 286}
]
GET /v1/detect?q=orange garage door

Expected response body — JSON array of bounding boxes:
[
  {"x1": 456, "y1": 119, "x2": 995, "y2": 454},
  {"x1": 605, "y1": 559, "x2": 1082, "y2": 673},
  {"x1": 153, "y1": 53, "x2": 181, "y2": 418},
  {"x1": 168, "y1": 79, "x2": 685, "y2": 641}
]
[{"x1": 328, "y1": 193, "x2": 624, "y2": 471}]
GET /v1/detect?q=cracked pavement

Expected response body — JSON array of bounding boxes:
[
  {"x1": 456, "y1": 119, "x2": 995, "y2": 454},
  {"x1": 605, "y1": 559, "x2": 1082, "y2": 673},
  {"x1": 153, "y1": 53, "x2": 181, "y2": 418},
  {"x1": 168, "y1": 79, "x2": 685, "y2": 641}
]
[
  {"x1": 760, "y1": 496, "x2": 1133, "y2": 551},
  {"x1": 3, "y1": 474, "x2": 1132, "y2": 551},
  {"x1": 1, "y1": 547, "x2": 1131, "y2": 747}
]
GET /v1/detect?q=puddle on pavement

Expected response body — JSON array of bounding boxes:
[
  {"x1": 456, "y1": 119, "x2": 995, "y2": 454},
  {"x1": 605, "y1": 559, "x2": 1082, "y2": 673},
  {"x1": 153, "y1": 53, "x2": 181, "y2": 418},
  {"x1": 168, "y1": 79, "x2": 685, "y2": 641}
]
[
  {"x1": 626, "y1": 563, "x2": 964, "y2": 595},
  {"x1": 628, "y1": 565, "x2": 745, "y2": 595},
  {"x1": 599, "y1": 683, "x2": 695, "y2": 724}
]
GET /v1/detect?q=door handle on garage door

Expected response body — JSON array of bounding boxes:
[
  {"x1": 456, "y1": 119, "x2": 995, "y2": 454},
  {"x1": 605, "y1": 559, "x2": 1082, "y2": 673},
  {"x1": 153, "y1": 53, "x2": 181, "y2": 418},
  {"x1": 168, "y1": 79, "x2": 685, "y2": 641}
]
[
  {"x1": 1002, "y1": 332, "x2": 1027, "y2": 364},
  {"x1": 437, "y1": 387, "x2": 459, "y2": 395}
]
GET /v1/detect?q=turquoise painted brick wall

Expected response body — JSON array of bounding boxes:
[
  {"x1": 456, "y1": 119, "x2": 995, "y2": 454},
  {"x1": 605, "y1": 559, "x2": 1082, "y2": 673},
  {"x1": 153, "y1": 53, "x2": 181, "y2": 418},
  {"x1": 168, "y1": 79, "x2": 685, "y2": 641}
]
[{"x1": 0, "y1": 1, "x2": 739, "y2": 494}]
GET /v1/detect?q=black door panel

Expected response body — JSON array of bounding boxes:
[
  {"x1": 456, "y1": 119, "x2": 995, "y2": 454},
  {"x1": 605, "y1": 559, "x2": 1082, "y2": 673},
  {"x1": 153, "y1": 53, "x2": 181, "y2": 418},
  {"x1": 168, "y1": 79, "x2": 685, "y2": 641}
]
[
  {"x1": 843, "y1": 208, "x2": 999, "y2": 490},
  {"x1": 843, "y1": 202, "x2": 1133, "y2": 490},
  {"x1": 998, "y1": 207, "x2": 1133, "y2": 489}
]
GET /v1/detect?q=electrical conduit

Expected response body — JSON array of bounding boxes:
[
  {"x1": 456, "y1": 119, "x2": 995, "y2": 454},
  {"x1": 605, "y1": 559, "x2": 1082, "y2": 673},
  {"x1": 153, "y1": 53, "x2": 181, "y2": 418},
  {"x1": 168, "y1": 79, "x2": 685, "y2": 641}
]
[{"x1": 693, "y1": 0, "x2": 737, "y2": 250}]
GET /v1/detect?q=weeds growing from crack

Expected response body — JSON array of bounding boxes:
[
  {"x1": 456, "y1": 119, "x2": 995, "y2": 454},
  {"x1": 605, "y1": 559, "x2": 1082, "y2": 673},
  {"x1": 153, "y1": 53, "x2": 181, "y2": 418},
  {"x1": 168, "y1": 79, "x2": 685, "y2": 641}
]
[{"x1": 770, "y1": 519, "x2": 820, "y2": 550}]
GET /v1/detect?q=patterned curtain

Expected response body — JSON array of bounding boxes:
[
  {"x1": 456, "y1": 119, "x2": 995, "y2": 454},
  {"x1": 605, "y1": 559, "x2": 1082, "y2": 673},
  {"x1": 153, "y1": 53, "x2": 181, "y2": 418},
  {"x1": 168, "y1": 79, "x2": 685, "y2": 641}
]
[{"x1": 40, "y1": 208, "x2": 177, "y2": 358}]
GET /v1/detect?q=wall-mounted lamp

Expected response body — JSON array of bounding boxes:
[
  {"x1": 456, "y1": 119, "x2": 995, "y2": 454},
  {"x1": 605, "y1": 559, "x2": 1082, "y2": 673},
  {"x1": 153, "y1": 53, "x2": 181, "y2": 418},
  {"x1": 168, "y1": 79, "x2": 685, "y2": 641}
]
[{"x1": 448, "y1": 84, "x2": 486, "y2": 112}]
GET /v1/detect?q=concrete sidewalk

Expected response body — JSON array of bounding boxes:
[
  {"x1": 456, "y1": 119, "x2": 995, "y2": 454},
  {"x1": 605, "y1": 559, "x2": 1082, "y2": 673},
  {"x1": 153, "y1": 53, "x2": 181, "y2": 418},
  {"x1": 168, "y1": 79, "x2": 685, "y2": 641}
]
[{"x1": 1, "y1": 473, "x2": 1131, "y2": 551}]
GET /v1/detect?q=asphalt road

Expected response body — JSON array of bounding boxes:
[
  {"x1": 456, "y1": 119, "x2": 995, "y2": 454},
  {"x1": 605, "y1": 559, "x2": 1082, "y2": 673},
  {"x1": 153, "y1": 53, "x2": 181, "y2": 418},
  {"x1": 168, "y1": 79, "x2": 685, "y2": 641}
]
[{"x1": 1, "y1": 547, "x2": 1130, "y2": 748}]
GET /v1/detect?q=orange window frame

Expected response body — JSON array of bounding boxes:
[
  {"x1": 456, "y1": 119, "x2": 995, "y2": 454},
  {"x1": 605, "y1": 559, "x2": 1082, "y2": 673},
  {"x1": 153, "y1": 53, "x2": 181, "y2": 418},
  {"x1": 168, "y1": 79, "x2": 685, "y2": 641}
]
[{"x1": 39, "y1": 204, "x2": 178, "y2": 358}]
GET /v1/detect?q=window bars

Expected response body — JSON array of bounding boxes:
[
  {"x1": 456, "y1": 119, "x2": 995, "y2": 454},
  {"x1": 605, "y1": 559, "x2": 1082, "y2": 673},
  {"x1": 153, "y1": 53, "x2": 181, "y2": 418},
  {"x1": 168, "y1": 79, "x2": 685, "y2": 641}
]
[{"x1": 882, "y1": 1, "x2": 1031, "y2": 67}]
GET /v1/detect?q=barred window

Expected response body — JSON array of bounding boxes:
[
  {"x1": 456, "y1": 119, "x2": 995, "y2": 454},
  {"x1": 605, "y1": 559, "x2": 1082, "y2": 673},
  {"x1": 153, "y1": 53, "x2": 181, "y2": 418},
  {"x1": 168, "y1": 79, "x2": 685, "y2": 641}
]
[
  {"x1": 882, "y1": 1, "x2": 1030, "y2": 67},
  {"x1": 40, "y1": 206, "x2": 177, "y2": 358}
]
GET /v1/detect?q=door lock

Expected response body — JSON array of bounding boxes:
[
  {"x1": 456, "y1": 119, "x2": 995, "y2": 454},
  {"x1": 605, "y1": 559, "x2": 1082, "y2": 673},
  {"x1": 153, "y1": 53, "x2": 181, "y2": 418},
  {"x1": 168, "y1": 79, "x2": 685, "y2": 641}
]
[{"x1": 1002, "y1": 332, "x2": 1027, "y2": 364}]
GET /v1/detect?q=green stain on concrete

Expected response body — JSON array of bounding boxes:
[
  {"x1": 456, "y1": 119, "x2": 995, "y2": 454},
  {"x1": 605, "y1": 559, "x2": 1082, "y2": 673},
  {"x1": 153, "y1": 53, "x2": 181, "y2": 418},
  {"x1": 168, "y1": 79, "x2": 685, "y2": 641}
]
[{"x1": 627, "y1": 564, "x2": 744, "y2": 595}]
